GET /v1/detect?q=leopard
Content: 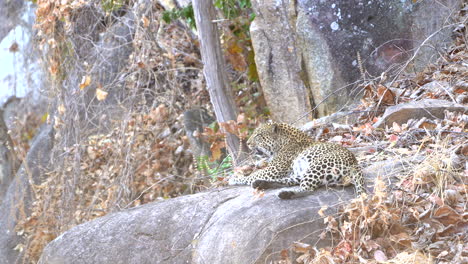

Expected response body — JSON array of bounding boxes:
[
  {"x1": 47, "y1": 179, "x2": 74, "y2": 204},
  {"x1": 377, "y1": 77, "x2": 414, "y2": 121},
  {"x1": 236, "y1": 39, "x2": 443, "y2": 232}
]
[{"x1": 228, "y1": 122, "x2": 365, "y2": 199}]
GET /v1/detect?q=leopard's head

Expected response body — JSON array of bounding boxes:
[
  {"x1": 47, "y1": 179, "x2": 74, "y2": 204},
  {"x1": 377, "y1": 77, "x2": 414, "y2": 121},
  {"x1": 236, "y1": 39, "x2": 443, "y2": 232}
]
[{"x1": 247, "y1": 123, "x2": 287, "y2": 157}]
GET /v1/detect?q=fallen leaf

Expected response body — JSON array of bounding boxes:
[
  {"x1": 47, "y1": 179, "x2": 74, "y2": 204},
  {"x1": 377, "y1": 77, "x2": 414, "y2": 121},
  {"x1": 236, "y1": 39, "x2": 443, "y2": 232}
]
[
  {"x1": 142, "y1": 16, "x2": 150, "y2": 28},
  {"x1": 137, "y1": 61, "x2": 146, "y2": 68},
  {"x1": 210, "y1": 141, "x2": 225, "y2": 161},
  {"x1": 253, "y1": 189, "x2": 265, "y2": 199},
  {"x1": 220, "y1": 120, "x2": 238, "y2": 136},
  {"x1": 318, "y1": 206, "x2": 328, "y2": 217},
  {"x1": 428, "y1": 195, "x2": 444, "y2": 207},
  {"x1": 392, "y1": 122, "x2": 402, "y2": 133},
  {"x1": 96, "y1": 88, "x2": 108, "y2": 101},
  {"x1": 79, "y1": 75, "x2": 91, "y2": 90},
  {"x1": 226, "y1": 40, "x2": 247, "y2": 72},
  {"x1": 9, "y1": 42, "x2": 19, "y2": 52},
  {"x1": 419, "y1": 122, "x2": 437, "y2": 130},
  {"x1": 374, "y1": 250, "x2": 388, "y2": 262},
  {"x1": 293, "y1": 242, "x2": 312, "y2": 253},
  {"x1": 377, "y1": 84, "x2": 396, "y2": 105},
  {"x1": 388, "y1": 134, "x2": 399, "y2": 143},
  {"x1": 58, "y1": 104, "x2": 66, "y2": 115},
  {"x1": 237, "y1": 113, "x2": 246, "y2": 124},
  {"x1": 363, "y1": 83, "x2": 375, "y2": 100},
  {"x1": 434, "y1": 206, "x2": 462, "y2": 226}
]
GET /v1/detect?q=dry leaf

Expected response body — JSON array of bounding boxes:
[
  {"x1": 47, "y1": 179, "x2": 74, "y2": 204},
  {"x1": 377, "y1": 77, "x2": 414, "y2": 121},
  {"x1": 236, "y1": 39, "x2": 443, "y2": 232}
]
[
  {"x1": 293, "y1": 242, "x2": 312, "y2": 254},
  {"x1": 58, "y1": 104, "x2": 66, "y2": 115},
  {"x1": 9, "y1": 42, "x2": 19, "y2": 52},
  {"x1": 49, "y1": 59, "x2": 59, "y2": 75},
  {"x1": 388, "y1": 134, "x2": 399, "y2": 143},
  {"x1": 318, "y1": 206, "x2": 328, "y2": 217},
  {"x1": 210, "y1": 141, "x2": 225, "y2": 161},
  {"x1": 237, "y1": 113, "x2": 246, "y2": 124},
  {"x1": 363, "y1": 83, "x2": 375, "y2": 100},
  {"x1": 96, "y1": 88, "x2": 108, "y2": 101},
  {"x1": 280, "y1": 249, "x2": 289, "y2": 259},
  {"x1": 137, "y1": 61, "x2": 146, "y2": 68},
  {"x1": 433, "y1": 206, "x2": 462, "y2": 226},
  {"x1": 419, "y1": 121, "x2": 437, "y2": 130},
  {"x1": 377, "y1": 84, "x2": 396, "y2": 105},
  {"x1": 220, "y1": 120, "x2": 238, "y2": 136},
  {"x1": 142, "y1": 16, "x2": 150, "y2": 28},
  {"x1": 253, "y1": 189, "x2": 265, "y2": 199},
  {"x1": 79, "y1": 75, "x2": 91, "y2": 90},
  {"x1": 392, "y1": 122, "x2": 402, "y2": 133},
  {"x1": 226, "y1": 40, "x2": 247, "y2": 72}
]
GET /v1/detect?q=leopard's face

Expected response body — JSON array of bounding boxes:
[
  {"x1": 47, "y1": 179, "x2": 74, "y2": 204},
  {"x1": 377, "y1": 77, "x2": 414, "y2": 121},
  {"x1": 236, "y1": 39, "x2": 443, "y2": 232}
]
[
  {"x1": 247, "y1": 124, "x2": 278, "y2": 157},
  {"x1": 247, "y1": 123, "x2": 311, "y2": 157}
]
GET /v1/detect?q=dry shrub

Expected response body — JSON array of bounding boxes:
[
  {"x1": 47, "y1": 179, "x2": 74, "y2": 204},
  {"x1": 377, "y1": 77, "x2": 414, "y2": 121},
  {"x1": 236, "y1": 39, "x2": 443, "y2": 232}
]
[
  {"x1": 4, "y1": 99, "x2": 47, "y2": 161},
  {"x1": 294, "y1": 139, "x2": 467, "y2": 264},
  {"x1": 15, "y1": 104, "x2": 207, "y2": 262},
  {"x1": 15, "y1": 0, "x2": 212, "y2": 261}
]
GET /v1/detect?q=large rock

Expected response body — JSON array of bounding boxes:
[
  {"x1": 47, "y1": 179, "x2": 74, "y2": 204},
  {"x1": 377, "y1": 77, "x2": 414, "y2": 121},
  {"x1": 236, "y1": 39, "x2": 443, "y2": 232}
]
[
  {"x1": 250, "y1": 0, "x2": 313, "y2": 125},
  {"x1": 38, "y1": 156, "x2": 423, "y2": 264},
  {"x1": 183, "y1": 108, "x2": 215, "y2": 158},
  {"x1": 0, "y1": 124, "x2": 55, "y2": 264},
  {"x1": 0, "y1": 109, "x2": 19, "y2": 204},
  {"x1": 374, "y1": 99, "x2": 467, "y2": 128},
  {"x1": 0, "y1": 0, "x2": 23, "y2": 41},
  {"x1": 250, "y1": 0, "x2": 462, "y2": 121},
  {"x1": 38, "y1": 187, "x2": 353, "y2": 264}
]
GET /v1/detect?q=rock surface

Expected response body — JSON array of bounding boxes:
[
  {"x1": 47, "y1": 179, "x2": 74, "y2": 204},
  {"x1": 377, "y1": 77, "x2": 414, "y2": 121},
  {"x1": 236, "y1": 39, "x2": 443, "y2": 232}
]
[
  {"x1": 37, "y1": 157, "x2": 422, "y2": 264},
  {"x1": 250, "y1": 0, "x2": 313, "y2": 125},
  {"x1": 38, "y1": 187, "x2": 353, "y2": 264},
  {"x1": 183, "y1": 108, "x2": 215, "y2": 158},
  {"x1": 250, "y1": 0, "x2": 462, "y2": 121},
  {"x1": 374, "y1": 99, "x2": 467, "y2": 128},
  {"x1": 0, "y1": 124, "x2": 55, "y2": 264},
  {"x1": 0, "y1": 109, "x2": 18, "y2": 204},
  {"x1": 0, "y1": 0, "x2": 23, "y2": 41}
]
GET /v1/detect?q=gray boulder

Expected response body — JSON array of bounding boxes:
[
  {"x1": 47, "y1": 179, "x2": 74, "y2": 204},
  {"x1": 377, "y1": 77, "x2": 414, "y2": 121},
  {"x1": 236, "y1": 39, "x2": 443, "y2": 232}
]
[
  {"x1": 374, "y1": 99, "x2": 467, "y2": 128},
  {"x1": 250, "y1": 0, "x2": 462, "y2": 122},
  {"x1": 183, "y1": 108, "x2": 215, "y2": 158},
  {"x1": 250, "y1": 0, "x2": 313, "y2": 125},
  {"x1": 0, "y1": 124, "x2": 55, "y2": 264},
  {"x1": 0, "y1": 0, "x2": 23, "y2": 41},
  {"x1": 0, "y1": 109, "x2": 19, "y2": 204},
  {"x1": 39, "y1": 187, "x2": 353, "y2": 264}
]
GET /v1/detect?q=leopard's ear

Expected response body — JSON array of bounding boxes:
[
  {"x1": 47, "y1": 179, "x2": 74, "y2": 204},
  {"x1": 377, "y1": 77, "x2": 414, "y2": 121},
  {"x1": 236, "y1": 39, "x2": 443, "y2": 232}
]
[{"x1": 272, "y1": 123, "x2": 280, "y2": 133}]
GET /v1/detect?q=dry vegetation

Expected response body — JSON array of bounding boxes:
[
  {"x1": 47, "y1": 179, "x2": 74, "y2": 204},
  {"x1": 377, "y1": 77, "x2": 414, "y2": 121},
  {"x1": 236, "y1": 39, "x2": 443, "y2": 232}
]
[
  {"x1": 5, "y1": 0, "x2": 466, "y2": 263},
  {"x1": 279, "y1": 6, "x2": 468, "y2": 264},
  {"x1": 14, "y1": 0, "x2": 262, "y2": 262},
  {"x1": 289, "y1": 145, "x2": 467, "y2": 264}
]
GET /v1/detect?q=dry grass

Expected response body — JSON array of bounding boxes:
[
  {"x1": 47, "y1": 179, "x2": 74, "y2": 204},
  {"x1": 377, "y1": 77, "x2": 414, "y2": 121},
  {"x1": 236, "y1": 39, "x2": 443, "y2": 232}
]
[
  {"x1": 9, "y1": 1, "x2": 467, "y2": 264},
  {"x1": 288, "y1": 139, "x2": 466, "y2": 263}
]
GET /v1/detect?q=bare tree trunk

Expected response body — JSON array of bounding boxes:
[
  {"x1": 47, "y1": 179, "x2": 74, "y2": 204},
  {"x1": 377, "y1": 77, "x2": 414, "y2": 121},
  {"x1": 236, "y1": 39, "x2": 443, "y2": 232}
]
[{"x1": 192, "y1": 0, "x2": 246, "y2": 164}]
